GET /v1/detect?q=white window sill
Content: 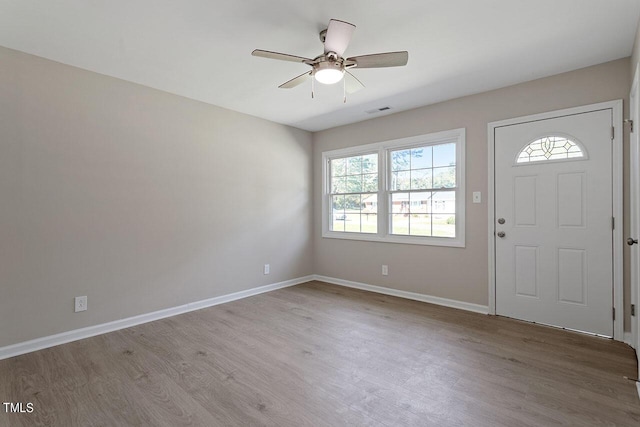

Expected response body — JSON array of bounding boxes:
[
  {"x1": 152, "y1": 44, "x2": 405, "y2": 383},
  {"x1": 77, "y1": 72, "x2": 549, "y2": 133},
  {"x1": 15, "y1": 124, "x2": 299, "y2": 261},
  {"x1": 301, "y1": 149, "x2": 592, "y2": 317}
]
[{"x1": 322, "y1": 230, "x2": 465, "y2": 248}]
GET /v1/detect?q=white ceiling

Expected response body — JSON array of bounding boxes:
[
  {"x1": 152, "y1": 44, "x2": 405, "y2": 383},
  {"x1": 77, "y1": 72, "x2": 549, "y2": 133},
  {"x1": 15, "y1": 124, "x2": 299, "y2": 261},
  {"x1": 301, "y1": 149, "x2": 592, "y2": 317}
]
[{"x1": 1, "y1": 0, "x2": 639, "y2": 132}]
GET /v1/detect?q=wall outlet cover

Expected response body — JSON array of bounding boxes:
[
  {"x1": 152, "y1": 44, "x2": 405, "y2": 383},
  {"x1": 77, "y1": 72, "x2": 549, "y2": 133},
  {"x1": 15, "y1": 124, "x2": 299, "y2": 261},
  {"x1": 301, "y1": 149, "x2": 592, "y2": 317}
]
[{"x1": 74, "y1": 296, "x2": 87, "y2": 312}]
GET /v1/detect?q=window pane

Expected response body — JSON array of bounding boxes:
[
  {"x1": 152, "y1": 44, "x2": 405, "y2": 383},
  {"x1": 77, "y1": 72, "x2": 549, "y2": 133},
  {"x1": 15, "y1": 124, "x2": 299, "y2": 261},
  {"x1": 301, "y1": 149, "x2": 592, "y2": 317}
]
[
  {"x1": 330, "y1": 153, "x2": 379, "y2": 196},
  {"x1": 433, "y1": 166, "x2": 456, "y2": 188},
  {"x1": 432, "y1": 191, "x2": 455, "y2": 213},
  {"x1": 346, "y1": 175, "x2": 362, "y2": 193},
  {"x1": 331, "y1": 194, "x2": 346, "y2": 232},
  {"x1": 392, "y1": 149, "x2": 411, "y2": 171},
  {"x1": 391, "y1": 213, "x2": 409, "y2": 235},
  {"x1": 344, "y1": 213, "x2": 361, "y2": 233},
  {"x1": 344, "y1": 194, "x2": 362, "y2": 211},
  {"x1": 391, "y1": 193, "x2": 410, "y2": 213},
  {"x1": 332, "y1": 176, "x2": 347, "y2": 194},
  {"x1": 432, "y1": 214, "x2": 455, "y2": 237},
  {"x1": 410, "y1": 214, "x2": 432, "y2": 236},
  {"x1": 331, "y1": 158, "x2": 346, "y2": 177},
  {"x1": 363, "y1": 173, "x2": 378, "y2": 192},
  {"x1": 332, "y1": 195, "x2": 346, "y2": 213},
  {"x1": 362, "y1": 194, "x2": 378, "y2": 214},
  {"x1": 347, "y1": 156, "x2": 362, "y2": 175},
  {"x1": 331, "y1": 214, "x2": 345, "y2": 231},
  {"x1": 361, "y1": 213, "x2": 377, "y2": 233},
  {"x1": 433, "y1": 143, "x2": 456, "y2": 167},
  {"x1": 409, "y1": 192, "x2": 430, "y2": 213},
  {"x1": 411, "y1": 147, "x2": 432, "y2": 169},
  {"x1": 391, "y1": 170, "x2": 410, "y2": 191},
  {"x1": 362, "y1": 154, "x2": 378, "y2": 173},
  {"x1": 410, "y1": 168, "x2": 432, "y2": 190},
  {"x1": 328, "y1": 153, "x2": 380, "y2": 235}
]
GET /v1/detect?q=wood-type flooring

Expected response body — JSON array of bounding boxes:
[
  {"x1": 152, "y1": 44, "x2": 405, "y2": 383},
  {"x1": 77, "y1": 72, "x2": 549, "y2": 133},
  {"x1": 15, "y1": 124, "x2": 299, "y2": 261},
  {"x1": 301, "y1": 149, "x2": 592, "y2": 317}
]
[{"x1": 1, "y1": 281, "x2": 638, "y2": 426}]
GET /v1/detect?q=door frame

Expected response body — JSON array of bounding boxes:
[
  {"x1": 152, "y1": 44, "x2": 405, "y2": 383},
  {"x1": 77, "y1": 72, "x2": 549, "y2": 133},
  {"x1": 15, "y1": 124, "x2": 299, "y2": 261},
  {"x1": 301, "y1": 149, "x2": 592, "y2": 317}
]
[
  {"x1": 630, "y1": 63, "x2": 639, "y2": 352},
  {"x1": 487, "y1": 100, "x2": 624, "y2": 341}
]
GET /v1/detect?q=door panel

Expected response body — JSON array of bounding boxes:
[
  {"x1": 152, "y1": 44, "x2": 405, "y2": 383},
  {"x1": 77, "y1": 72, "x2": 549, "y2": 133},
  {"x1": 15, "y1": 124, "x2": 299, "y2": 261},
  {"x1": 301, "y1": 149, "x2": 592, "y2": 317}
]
[
  {"x1": 495, "y1": 109, "x2": 613, "y2": 336},
  {"x1": 630, "y1": 70, "x2": 639, "y2": 354}
]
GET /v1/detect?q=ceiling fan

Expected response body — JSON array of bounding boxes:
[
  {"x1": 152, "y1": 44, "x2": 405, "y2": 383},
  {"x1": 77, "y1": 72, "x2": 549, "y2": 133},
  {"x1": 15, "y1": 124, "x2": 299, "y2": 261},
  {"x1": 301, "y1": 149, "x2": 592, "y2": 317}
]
[{"x1": 251, "y1": 19, "x2": 408, "y2": 100}]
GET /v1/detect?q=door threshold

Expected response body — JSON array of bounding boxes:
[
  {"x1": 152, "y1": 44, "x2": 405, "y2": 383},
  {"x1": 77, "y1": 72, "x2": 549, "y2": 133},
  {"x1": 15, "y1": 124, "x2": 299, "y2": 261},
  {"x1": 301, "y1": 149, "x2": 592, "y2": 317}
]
[{"x1": 497, "y1": 315, "x2": 613, "y2": 339}]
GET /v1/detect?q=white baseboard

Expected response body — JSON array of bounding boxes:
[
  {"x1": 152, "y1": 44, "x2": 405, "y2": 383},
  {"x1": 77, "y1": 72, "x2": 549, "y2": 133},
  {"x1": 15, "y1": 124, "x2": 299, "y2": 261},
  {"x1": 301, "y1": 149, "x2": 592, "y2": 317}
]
[
  {"x1": 0, "y1": 275, "x2": 314, "y2": 361},
  {"x1": 313, "y1": 275, "x2": 489, "y2": 315},
  {"x1": 623, "y1": 331, "x2": 634, "y2": 348}
]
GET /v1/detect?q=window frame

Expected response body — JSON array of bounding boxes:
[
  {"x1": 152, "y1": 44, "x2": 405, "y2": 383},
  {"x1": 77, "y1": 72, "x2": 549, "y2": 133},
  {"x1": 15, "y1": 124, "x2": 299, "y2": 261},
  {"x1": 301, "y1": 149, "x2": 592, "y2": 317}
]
[{"x1": 322, "y1": 128, "x2": 466, "y2": 247}]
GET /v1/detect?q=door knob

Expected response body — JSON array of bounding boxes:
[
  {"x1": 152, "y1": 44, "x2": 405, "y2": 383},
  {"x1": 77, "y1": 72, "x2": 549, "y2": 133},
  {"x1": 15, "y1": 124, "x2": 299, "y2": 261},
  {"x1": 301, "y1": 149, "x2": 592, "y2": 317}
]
[
  {"x1": 497, "y1": 231, "x2": 506, "y2": 238},
  {"x1": 627, "y1": 237, "x2": 638, "y2": 246}
]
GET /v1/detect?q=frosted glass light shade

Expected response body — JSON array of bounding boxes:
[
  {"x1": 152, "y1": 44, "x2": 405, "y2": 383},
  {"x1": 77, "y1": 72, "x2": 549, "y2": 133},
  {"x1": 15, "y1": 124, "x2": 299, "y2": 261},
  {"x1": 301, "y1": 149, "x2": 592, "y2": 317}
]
[{"x1": 314, "y1": 67, "x2": 344, "y2": 84}]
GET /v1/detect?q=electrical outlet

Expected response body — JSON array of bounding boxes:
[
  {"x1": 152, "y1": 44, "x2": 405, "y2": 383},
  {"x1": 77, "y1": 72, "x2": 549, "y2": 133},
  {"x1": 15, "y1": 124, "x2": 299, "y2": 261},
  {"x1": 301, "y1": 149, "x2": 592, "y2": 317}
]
[
  {"x1": 264, "y1": 264, "x2": 270, "y2": 275},
  {"x1": 74, "y1": 296, "x2": 87, "y2": 313},
  {"x1": 382, "y1": 265, "x2": 388, "y2": 276}
]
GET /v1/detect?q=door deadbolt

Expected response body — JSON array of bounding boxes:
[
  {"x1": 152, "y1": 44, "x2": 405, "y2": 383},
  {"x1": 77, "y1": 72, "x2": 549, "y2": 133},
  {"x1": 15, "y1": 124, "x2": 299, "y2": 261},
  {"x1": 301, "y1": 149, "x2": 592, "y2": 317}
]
[
  {"x1": 497, "y1": 231, "x2": 506, "y2": 238},
  {"x1": 498, "y1": 218, "x2": 505, "y2": 224}
]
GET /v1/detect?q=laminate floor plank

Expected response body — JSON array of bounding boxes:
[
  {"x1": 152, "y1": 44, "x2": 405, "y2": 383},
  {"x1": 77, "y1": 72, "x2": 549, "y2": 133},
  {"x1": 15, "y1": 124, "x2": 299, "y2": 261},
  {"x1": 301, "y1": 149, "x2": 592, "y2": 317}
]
[{"x1": 0, "y1": 281, "x2": 638, "y2": 426}]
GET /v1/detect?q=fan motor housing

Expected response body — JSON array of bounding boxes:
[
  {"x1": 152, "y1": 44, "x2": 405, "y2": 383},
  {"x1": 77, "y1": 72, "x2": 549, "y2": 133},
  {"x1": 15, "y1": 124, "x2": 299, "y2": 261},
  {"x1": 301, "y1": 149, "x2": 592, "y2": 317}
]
[{"x1": 313, "y1": 57, "x2": 343, "y2": 73}]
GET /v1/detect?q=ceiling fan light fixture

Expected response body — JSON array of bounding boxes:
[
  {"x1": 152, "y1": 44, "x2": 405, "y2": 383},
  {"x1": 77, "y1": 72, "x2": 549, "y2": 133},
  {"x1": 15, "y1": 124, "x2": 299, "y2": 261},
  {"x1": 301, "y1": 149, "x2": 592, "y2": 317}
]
[
  {"x1": 314, "y1": 61, "x2": 344, "y2": 85},
  {"x1": 252, "y1": 19, "x2": 409, "y2": 96}
]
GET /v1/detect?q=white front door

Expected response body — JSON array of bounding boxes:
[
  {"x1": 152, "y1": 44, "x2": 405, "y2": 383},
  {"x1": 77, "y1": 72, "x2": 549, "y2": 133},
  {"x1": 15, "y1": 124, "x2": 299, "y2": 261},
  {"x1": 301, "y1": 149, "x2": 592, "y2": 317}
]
[
  {"x1": 494, "y1": 109, "x2": 613, "y2": 336},
  {"x1": 630, "y1": 67, "x2": 640, "y2": 352}
]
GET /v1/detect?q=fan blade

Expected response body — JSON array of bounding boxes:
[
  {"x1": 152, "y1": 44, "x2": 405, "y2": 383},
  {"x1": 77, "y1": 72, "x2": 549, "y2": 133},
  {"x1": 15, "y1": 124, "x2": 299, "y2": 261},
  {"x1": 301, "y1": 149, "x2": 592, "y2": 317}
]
[
  {"x1": 324, "y1": 19, "x2": 356, "y2": 57},
  {"x1": 252, "y1": 49, "x2": 313, "y2": 64},
  {"x1": 345, "y1": 71, "x2": 365, "y2": 94},
  {"x1": 347, "y1": 51, "x2": 408, "y2": 68},
  {"x1": 279, "y1": 71, "x2": 312, "y2": 89}
]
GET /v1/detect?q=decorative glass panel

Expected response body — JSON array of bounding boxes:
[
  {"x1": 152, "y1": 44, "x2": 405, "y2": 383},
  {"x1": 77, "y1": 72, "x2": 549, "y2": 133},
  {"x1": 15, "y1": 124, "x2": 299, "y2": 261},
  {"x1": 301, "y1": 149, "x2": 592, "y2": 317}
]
[{"x1": 516, "y1": 136, "x2": 584, "y2": 164}]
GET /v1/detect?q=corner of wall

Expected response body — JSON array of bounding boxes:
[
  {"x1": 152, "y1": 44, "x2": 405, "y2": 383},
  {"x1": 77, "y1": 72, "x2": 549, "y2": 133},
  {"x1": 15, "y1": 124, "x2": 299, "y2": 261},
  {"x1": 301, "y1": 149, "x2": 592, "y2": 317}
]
[{"x1": 632, "y1": 15, "x2": 640, "y2": 80}]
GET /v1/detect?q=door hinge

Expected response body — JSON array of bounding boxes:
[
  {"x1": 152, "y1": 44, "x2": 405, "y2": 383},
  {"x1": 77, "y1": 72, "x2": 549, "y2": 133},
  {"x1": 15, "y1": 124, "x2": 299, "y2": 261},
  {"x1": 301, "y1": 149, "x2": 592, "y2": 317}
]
[
  {"x1": 611, "y1": 126, "x2": 615, "y2": 140},
  {"x1": 625, "y1": 119, "x2": 634, "y2": 133},
  {"x1": 632, "y1": 304, "x2": 636, "y2": 317},
  {"x1": 612, "y1": 217, "x2": 615, "y2": 230},
  {"x1": 612, "y1": 307, "x2": 616, "y2": 320}
]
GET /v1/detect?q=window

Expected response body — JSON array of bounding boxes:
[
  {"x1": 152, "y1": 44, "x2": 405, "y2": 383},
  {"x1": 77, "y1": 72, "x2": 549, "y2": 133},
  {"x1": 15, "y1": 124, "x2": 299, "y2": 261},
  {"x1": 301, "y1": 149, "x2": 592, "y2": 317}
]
[
  {"x1": 389, "y1": 143, "x2": 457, "y2": 237},
  {"x1": 329, "y1": 153, "x2": 378, "y2": 233},
  {"x1": 516, "y1": 135, "x2": 585, "y2": 164},
  {"x1": 322, "y1": 129, "x2": 465, "y2": 247}
]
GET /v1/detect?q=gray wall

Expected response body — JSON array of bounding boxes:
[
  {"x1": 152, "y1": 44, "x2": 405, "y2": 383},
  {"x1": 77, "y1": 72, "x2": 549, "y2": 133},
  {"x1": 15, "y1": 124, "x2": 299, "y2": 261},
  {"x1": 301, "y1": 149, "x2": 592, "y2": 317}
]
[
  {"x1": 632, "y1": 17, "x2": 640, "y2": 78},
  {"x1": 313, "y1": 58, "x2": 631, "y2": 328},
  {"x1": 0, "y1": 46, "x2": 314, "y2": 347},
  {"x1": 1, "y1": 45, "x2": 634, "y2": 349}
]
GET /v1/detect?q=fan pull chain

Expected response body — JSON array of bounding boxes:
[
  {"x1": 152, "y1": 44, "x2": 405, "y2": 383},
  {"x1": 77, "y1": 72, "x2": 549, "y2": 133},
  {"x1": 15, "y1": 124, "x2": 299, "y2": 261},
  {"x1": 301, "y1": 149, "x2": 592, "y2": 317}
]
[
  {"x1": 343, "y1": 77, "x2": 347, "y2": 103},
  {"x1": 311, "y1": 75, "x2": 315, "y2": 99}
]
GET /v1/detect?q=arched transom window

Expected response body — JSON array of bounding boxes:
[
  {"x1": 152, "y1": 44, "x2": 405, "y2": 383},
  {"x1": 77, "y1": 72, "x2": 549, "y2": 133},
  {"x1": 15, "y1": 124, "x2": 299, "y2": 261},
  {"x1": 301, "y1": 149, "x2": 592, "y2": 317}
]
[{"x1": 516, "y1": 135, "x2": 585, "y2": 164}]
